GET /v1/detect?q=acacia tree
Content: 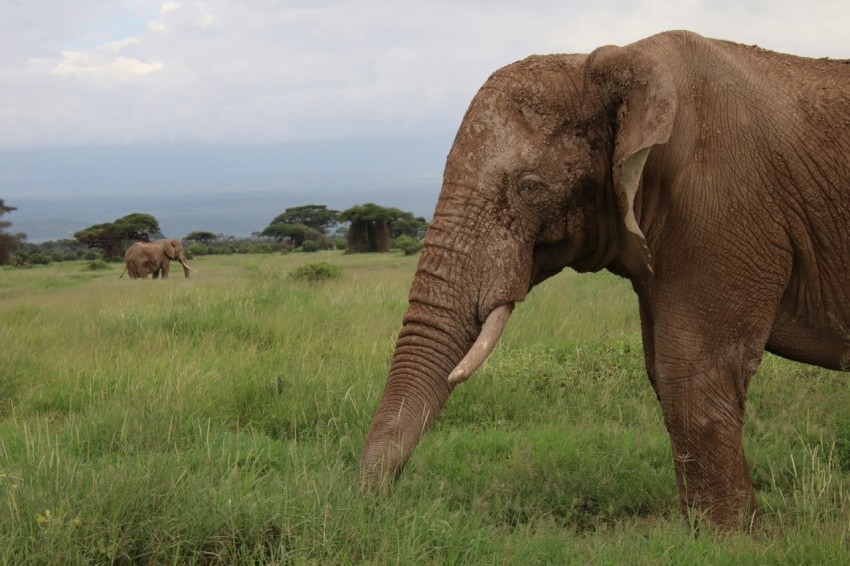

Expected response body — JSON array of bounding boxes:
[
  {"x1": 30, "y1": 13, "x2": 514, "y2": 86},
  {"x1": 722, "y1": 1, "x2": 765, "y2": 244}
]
[
  {"x1": 74, "y1": 213, "x2": 161, "y2": 258},
  {"x1": 260, "y1": 222, "x2": 320, "y2": 247},
  {"x1": 0, "y1": 199, "x2": 25, "y2": 265},
  {"x1": 268, "y1": 205, "x2": 339, "y2": 232},
  {"x1": 391, "y1": 214, "x2": 428, "y2": 238},
  {"x1": 184, "y1": 231, "x2": 218, "y2": 244},
  {"x1": 262, "y1": 204, "x2": 336, "y2": 248},
  {"x1": 339, "y1": 203, "x2": 412, "y2": 253}
]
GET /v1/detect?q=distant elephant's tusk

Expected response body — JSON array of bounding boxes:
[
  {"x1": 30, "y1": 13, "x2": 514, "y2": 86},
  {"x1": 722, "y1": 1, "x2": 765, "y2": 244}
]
[
  {"x1": 180, "y1": 260, "x2": 196, "y2": 272},
  {"x1": 447, "y1": 304, "x2": 513, "y2": 385}
]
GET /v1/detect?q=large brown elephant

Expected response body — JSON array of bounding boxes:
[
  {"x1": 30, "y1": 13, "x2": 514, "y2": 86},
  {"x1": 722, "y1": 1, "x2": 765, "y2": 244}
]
[
  {"x1": 360, "y1": 30, "x2": 850, "y2": 528},
  {"x1": 123, "y1": 237, "x2": 194, "y2": 279}
]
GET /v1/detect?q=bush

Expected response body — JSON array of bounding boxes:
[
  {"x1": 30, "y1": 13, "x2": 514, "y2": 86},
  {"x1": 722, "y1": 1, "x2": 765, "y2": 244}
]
[
  {"x1": 84, "y1": 251, "x2": 99, "y2": 260},
  {"x1": 29, "y1": 253, "x2": 52, "y2": 265},
  {"x1": 185, "y1": 243, "x2": 210, "y2": 258},
  {"x1": 393, "y1": 235, "x2": 423, "y2": 256},
  {"x1": 84, "y1": 260, "x2": 112, "y2": 271},
  {"x1": 241, "y1": 243, "x2": 277, "y2": 254},
  {"x1": 289, "y1": 261, "x2": 341, "y2": 284},
  {"x1": 302, "y1": 240, "x2": 319, "y2": 253}
]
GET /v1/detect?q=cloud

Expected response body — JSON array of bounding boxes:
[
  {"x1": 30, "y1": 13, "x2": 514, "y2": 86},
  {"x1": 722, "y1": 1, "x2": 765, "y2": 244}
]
[
  {"x1": 148, "y1": 1, "x2": 182, "y2": 32},
  {"x1": 2, "y1": 0, "x2": 850, "y2": 148},
  {"x1": 48, "y1": 39, "x2": 164, "y2": 80}
]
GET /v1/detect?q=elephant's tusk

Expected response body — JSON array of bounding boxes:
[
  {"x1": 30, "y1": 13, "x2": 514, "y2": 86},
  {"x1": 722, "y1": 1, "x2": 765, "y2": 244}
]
[
  {"x1": 448, "y1": 304, "x2": 513, "y2": 385},
  {"x1": 180, "y1": 261, "x2": 196, "y2": 273}
]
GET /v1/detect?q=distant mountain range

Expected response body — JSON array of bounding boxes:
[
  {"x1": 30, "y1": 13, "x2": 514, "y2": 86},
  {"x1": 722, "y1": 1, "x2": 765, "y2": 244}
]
[{"x1": 1, "y1": 136, "x2": 452, "y2": 242}]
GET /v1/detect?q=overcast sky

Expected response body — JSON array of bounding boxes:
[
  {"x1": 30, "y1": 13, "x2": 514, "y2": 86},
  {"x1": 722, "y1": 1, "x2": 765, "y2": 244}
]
[{"x1": 3, "y1": 0, "x2": 849, "y2": 150}]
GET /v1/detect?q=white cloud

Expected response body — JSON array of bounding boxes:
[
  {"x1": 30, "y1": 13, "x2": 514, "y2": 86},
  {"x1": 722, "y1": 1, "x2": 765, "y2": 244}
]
[
  {"x1": 48, "y1": 36, "x2": 164, "y2": 80},
  {"x1": 2, "y1": 0, "x2": 849, "y2": 148},
  {"x1": 148, "y1": 1, "x2": 181, "y2": 33}
]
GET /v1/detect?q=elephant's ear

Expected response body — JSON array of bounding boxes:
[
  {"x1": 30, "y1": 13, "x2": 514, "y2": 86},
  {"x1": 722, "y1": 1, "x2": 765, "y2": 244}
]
[
  {"x1": 163, "y1": 239, "x2": 176, "y2": 259},
  {"x1": 587, "y1": 45, "x2": 678, "y2": 278}
]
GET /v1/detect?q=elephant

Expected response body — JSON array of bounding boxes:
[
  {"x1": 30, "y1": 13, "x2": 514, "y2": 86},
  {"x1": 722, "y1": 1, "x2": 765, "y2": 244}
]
[
  {"x1": 123, "y1": 237, "x2": 194, "y2": 279},
  {"x1": 360, "y1": 30, "x2": 850, "y2": 528}
]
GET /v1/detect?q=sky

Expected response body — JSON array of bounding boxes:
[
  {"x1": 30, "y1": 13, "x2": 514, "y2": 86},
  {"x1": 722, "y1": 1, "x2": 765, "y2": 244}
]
[
  {"x1": 3, "y1": 0, "x2": 849, "y2": 149},
  {"x1": 2, "y1": 1, "x2": 849, "y2": 241}
]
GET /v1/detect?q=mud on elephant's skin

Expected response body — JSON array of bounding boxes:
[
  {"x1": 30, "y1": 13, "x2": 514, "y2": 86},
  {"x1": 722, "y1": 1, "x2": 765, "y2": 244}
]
[
  {"x1": 123, "y1": 237, "x2": 195, "y2": 279},
  {"x1": 360, "y1": 30, "x2": 850, "y2": 528}
]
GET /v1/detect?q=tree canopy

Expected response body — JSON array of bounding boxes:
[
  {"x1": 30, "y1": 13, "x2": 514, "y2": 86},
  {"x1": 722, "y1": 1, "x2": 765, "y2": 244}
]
[
  {"x1": 260, "y1": 222, "x2": 320, "y2": 247},
  {"x1": 269, "y1": 205, "x2": 339, "y2": 232},
  {"x1": 184, "y1": 231, "x2": 218, "y2": 244},
  {"x1": 0, "y1": 198, "x2": 24, "y2": 265},
  {"x1": 339, "y1": 203, "x2": 422, "y2": 253},
  {"x1": 74, "y1": 213, "x2": 161, "y2": 258},
  {"x1": 391, "y1": 215, "x2": 428, "y2": 239}
]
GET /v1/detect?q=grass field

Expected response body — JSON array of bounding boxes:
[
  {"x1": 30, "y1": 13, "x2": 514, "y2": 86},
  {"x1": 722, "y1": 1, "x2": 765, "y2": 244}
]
[{"x1": 2, "y1": 251, "x2": 850, "y2": 564}]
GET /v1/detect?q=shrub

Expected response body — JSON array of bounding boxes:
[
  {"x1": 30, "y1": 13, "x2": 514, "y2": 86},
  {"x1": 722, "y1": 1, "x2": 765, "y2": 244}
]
[
  {"x1": 29, "y1": 253, "x2": 52, "y2": 265},
  {"x1": 393, "y1": 235, "x2": 423, "y2": 256},
  {"x1": 84, "y1": 251, "x2": 99, "y2": 260},
  {"x1": 84, "y1": 260, "x2": 112, "y2": 271},
  {"x1": 185, "y1": 243, "x2": 210, "y2": 258},
  {"x1": 289, "y1": 261, "x2": 341, "y2": 283},
  {"x1": 302, "y1": 240, "x2": 319, "y2": 253}
]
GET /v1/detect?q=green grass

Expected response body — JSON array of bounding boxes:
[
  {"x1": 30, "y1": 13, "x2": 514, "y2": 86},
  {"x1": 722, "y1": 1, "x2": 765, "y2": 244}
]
[{"x1": 1, "y1": 251, "x2": 849, "y2": 563}]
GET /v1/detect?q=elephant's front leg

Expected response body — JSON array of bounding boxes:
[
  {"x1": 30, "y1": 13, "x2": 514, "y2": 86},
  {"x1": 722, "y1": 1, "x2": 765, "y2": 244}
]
[
  {"x1": 642, "y1": 297, "x2": 767, "y2": 528},
  {"x1": 656, "y1": 354, "x2": 759, "y2": 527}
]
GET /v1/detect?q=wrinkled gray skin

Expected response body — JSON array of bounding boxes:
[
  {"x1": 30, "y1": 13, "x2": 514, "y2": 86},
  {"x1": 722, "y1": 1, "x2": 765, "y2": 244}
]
[
  {"x1": 360, "y1": 30, "x2": 850, "y2": 528},
  {"x1": 124, "y1": 238, "x2": 192, "y2": 279}
]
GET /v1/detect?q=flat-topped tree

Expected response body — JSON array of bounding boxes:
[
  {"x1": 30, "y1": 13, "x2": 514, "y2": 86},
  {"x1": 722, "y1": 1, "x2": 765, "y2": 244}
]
[
  {"x1": 74, "y1": 213, "x2": 161, "y2": 259},
  {"x1": 269, "y1": 205, "x2": 339, "y2": 232},
  {"x1": 260, "y1": 222, "x2": 320, "y2": 247},
  {"x1": 184, "y1": 231, "x2": 218, "y2": 244},
  {"x1": 339, "y1": 203, "x2": 420, "y2": 253}
]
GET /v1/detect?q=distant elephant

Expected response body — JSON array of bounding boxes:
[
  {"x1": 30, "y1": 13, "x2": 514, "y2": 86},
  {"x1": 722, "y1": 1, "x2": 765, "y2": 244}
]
[
  {"x1": 360, "y1": 30, "x2": 850, "y2": 528},
  {"x1": 123, "y1": 237, "x2": 194, "y2": 279}
]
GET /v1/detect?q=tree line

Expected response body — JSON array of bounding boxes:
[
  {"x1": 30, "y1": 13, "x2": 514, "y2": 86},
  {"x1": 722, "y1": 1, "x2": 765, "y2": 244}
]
[{"x1": 0, "y1": 200, "x2": 427, "y2": 266}]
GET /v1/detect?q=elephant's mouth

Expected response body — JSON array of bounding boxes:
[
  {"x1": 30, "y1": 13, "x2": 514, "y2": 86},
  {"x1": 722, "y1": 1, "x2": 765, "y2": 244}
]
[{"x1": 447, "y1": 303, "x2": 514, "y2": 384}]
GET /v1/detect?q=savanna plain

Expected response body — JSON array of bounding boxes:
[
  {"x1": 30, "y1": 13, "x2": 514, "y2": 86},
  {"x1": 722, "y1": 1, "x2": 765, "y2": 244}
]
[{"x1": 2, "y1": 251, "x2": 850, "y2": 564}]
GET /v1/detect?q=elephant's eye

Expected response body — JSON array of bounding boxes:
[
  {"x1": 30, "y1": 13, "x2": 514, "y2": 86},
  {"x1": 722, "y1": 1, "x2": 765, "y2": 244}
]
[{"x1": 517, "y1": 175, "x2": 548, "y2": 203}]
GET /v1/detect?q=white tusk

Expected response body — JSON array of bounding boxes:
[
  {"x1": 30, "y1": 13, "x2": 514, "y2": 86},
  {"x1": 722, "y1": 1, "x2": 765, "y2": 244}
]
[
  {"x1": 447, "y1": 304, "x2": 513, "y2": 385},
  {"x1": 180, "y1": 261, "x2": 196, "y2": 272}
]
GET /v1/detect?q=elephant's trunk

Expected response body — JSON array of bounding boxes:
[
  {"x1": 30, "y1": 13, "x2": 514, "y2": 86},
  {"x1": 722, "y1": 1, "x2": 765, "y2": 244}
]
[
  {"x1": 360, "y1": 197, "x2": 525, "y2": 489},
  {"x1": 360, "y1": 299, "x2": 468, "y2": 489}
]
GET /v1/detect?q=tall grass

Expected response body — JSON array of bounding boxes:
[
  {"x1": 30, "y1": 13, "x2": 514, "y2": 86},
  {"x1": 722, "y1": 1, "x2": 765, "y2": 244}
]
[{"x1": 1, "y1": 252, "x2": 849, "y2": 563}]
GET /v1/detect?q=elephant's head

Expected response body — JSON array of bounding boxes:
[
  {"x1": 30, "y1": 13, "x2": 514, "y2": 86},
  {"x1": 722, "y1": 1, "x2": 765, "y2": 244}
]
[
  {"x1": 361, "y1": 45, "x2": 677, "y2": 487},
  {"x1": 162, "y1": 238, "x2": 194, "y2": 278}
]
